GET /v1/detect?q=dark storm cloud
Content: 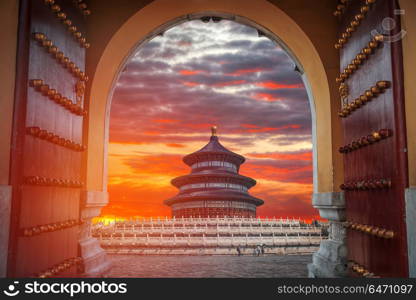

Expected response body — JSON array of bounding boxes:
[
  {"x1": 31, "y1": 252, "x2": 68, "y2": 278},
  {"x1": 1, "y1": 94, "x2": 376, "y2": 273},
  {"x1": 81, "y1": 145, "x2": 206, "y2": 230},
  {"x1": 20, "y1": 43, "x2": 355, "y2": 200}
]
[
  {"x1": 222, "y1": 39, "x2": 254, "y2": 49},
  {"x1": 201, "y1": 51, "x2": 290, "y2": 74},
  {"x1": 254, "y1": 87, "x2": 307, "y2": 99},
  {"x1": 110, "y1": 88, "x2": 311, "y2": 144},
  {"x1": 131, "y1": 40, "x2": 162, "y2": 60},
  {"x1": 112, "y1": 73, "x2": 310, "y2": 128}
]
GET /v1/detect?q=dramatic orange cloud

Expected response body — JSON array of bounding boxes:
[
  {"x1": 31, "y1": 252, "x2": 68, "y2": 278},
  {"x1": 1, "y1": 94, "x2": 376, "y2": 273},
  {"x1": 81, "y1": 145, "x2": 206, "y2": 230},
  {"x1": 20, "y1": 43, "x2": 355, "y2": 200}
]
[
  {"x1": 248, "y1": 152, "x2": 312, "y2": 161},
  {"x1": 242, "y1": 163, "x2": 313, "y2": 183},
  {"x1": 143, "y1": 130, "x2": 164, "y2": 135},
  {"x1": 166, "y1": 143, "x2": 186, "y2": 148},
  {"x1": 182, "y1": 80, "x2": 247, "y2": 87},
  {"x1": 125, "y1": 154, "x2": 188, "y2": 177},
  {"x1": 241, "y1": 124, "x2": 259, "y2": 128},
  {"x1": 181, "y1": 123, "x2": 215, "y2": 130},
  {"x1": 241, "y1": 124, "x2": 302, "y2": 133},
  {"x1": 153, "y1": 119, "x2": 179, "y2": 124},
  {"x1": 182, "y1": 81, "x2": 199, "y2": 87},
  {"x1": 256, "y1": 81, "x2": 304, "y2": 89},
  {"x1": 246, "y1": 127, "x2": 280, "y2": 133}
]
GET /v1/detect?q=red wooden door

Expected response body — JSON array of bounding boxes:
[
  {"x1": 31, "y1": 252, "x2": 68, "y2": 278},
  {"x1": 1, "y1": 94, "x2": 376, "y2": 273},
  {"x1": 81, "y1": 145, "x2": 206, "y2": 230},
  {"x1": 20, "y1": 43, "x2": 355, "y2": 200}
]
[
  {"x1": 8, "y1": 0, "x2": 90, "y2": 277},
  {"x1": 336, "y1": 0, "x2": 408, "y2": 277}
]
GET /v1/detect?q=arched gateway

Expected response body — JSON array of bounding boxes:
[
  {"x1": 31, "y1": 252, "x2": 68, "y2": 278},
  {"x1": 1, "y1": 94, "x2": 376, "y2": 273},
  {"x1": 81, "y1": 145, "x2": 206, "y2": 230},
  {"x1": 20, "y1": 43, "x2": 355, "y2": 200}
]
[{"x1": 0, "y1": 0, "x2": 415, "y2": 278}]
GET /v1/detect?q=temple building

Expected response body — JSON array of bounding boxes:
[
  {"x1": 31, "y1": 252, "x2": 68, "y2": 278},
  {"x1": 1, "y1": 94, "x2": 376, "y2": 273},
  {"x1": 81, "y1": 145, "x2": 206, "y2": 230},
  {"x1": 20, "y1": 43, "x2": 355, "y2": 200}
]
[{"x1": 164, "y1": 126, "x2": 264, "y2": 218}]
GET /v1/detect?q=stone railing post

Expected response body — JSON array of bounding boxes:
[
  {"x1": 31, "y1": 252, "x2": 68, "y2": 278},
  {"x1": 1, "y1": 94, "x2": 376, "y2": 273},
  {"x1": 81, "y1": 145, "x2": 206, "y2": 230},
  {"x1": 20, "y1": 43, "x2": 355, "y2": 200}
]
[
  {"x1": 308, "y1": 192, "x2": 347, "y2": 277},
  {"x1": 79, "y1": 190, "x2": 111, "y2": 277}
]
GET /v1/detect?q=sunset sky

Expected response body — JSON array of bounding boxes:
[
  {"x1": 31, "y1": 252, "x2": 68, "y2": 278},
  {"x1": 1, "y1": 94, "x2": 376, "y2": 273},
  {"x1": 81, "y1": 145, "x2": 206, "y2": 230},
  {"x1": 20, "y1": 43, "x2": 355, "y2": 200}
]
[{"x1": 102, "y1": 20, "x2": 318, "y2": 221}]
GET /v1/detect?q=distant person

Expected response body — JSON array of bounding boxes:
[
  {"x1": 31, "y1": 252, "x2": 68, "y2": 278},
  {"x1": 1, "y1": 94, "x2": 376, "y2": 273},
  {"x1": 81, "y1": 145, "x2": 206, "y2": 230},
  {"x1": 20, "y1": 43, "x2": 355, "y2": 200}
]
[{"x1": 236, "y1": 246, "x2": 241, "y2": 256}]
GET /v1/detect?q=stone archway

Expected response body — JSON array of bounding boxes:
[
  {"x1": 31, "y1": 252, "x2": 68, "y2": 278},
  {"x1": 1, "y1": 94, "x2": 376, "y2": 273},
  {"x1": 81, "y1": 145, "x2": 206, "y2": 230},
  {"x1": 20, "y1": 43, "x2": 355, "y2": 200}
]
[
  {"x1": 1, "y1": 0, "x2": 414, "y2": 278},
  {"x1": 83, "y1": 0, "x2": 345, "y2": 277},
  {"x1": 86, "y1": 0, "x2": 340, "y2": 193}
]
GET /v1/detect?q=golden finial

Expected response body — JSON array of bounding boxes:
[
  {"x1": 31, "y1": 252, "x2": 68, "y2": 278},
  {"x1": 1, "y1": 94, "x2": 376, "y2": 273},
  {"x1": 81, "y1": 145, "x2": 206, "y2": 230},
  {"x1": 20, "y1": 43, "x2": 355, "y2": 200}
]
[{"x1": 211, "y1": 125, "x2": 217, "y2": 136}]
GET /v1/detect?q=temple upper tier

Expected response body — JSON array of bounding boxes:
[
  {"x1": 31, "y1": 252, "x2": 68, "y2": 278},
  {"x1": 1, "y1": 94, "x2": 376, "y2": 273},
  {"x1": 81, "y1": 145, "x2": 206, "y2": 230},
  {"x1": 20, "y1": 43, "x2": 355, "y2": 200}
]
[{"x1": 164, "y1": 126, "x2": 264, "y2": 218}]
